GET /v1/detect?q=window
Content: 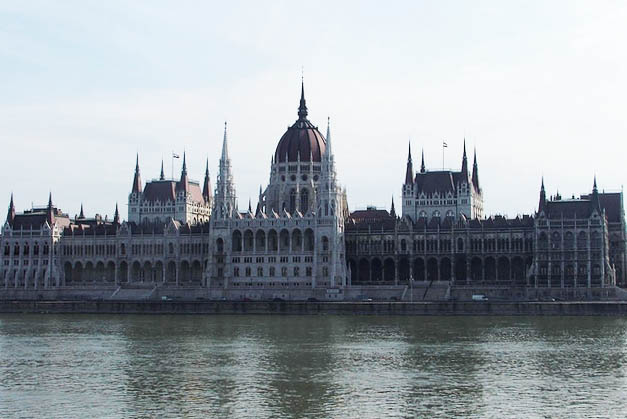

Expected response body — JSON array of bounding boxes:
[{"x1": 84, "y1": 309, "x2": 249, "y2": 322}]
[
  {"x1": 234, "y1": 267, "x2": 240, "y2": 277},
  {"x1": 323, "y1": 267, "x2": 329, "y2": 277},
  {"x1": 281, "y1": 267, "x2": 288, "y2": 277},
  {"x1": 257, "y1": 267, "x2": 263, "y2": 277},
  {"x1": 294, "y1": 267, "x2": 300, "y2": 277},
  {"x1": 245, "y1": 267, "x2": 251, "y2": 276},
  {"x1": 306, "y1": 267, "x2": 312, "y2": 276},
  {"x1": 269, "y1": 267, "x2": 276, "y2": 277}
]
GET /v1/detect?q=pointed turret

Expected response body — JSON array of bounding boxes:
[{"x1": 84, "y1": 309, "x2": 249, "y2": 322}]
[
  {"x1": 248, "y1": 198, "x2": 252, "y2": 213},
  {"x1": 420, "y1": 149, "x2": 426, "y2": 173},
  {"x1": 298, "y1": 79, "x2": 308, "y2": 120},
  {"x1": 46, "y1": 192, "x2": 55, "y2": 226},
  {"x1": 221, "y1": 122, "x2": 229, "y2": 161},
  {"x1": 178, "y1": 152, "x2": 189, "y2": 193},
  {"x1": 405, "y1": 142, "x2": 414, "y2": 184},
  {"x1": 214, "y1": 121, "x2": 237, "y2": 218},
  {"x1": 325, "y1": 116, "x2": 333, "y2": 157},
  {"x1": 390, "y1": 196, "x2": 396, "y2": 218},
  {"x1": 113, "y1": 203, "x2": 120, "y2": 224},
  {"x1": 591, "y1": 175, "x2": 601, "y2": 212},
  {"x1": 202, "y1": 158, "x2": 211, "y2": 203},
  {"x1": 160, "y1": 159, "x2": 165, "y2": 181},
  {"x1": 6, "y1": 193, "x2": 15, "y2": 226},
  {"x1": 471, "y1": 148, "x2": 480, "y2": 190},
  {"x1": 461, "y1": 139, "x2": 468, "y2": 177},
  {"x1": 538, "y1": 177, "x2": 546, "y2": 213},
  {"x1": 79, "y1": 203, "x2": 85, "y2": 219},
  {"x1": 131, "y1": 153, "x2": 142, "y2": 194}
]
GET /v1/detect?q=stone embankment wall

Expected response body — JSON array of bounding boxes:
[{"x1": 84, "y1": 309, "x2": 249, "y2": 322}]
[{"x1": 2, "y1": 300, "x2": 627, "y2": 316}]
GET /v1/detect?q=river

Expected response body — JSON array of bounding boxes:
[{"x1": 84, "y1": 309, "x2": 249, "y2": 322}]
[{"x1": 1, "y1": 315, "x2": 626, "y2": 418}]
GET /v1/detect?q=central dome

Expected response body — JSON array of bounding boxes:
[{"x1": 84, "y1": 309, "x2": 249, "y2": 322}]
[{"x1": 274, "y1": 83, "x2": 326, "y2": 163}]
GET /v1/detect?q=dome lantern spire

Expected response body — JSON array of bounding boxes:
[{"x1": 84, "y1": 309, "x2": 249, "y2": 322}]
[{"x1": 298, "y1": 79, "x2": 308, "y2": 120}]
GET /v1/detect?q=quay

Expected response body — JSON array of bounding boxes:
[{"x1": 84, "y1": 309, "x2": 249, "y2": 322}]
[{"x1": 2, "y1": 299, "x2": 627, "y2": 316}]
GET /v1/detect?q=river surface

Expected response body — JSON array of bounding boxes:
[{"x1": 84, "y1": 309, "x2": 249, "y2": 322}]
[{"x1": 1, "y1": 315, "x2": 627, "y2": 418}]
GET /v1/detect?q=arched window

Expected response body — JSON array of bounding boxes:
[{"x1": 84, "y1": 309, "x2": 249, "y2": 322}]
[
  {"x1": 289, "y1": 189, "x2": 297, "y2": 213},
  {"x1": 432, "y1": 210, "x2": 440, "y2": 218},
  {"x1": 300, "y1": 189, "x2": 309, "y2": 213}
]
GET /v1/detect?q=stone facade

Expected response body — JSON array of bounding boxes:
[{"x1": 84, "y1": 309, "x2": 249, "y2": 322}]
[{"x1": 1, "y1": 83, "x2": 625, "y2": 299}]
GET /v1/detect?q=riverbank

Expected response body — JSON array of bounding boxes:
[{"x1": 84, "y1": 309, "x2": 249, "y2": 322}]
[{"x1": 2, "y1": 300, "x2": 627, "y2": 316}]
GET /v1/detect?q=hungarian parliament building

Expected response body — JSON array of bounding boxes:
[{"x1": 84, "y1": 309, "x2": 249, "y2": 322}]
[{"x1": 1, "y1": 84, "x2": 625, "y2": 300}]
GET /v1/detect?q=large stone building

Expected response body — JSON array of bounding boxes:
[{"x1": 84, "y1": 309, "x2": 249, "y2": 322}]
[{"x1": 1, "y1": 83, "x2": 625, "y2": 300}]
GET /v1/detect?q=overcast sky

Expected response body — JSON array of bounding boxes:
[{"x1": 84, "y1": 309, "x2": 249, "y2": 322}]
[{"x1": 1, "y1": 1, "x2": 626, "y2": 222}]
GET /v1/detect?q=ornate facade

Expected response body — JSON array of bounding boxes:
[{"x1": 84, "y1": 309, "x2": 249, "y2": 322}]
[{"x1": 1, "y1": 83, "x2": 625, "y2": 300}]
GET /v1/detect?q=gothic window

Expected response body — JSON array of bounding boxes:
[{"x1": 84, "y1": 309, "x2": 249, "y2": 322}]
[
  {"x1": 270, "y1": 267, "x2": 275, "y2": 277},
  {"x1": 290, "y1": 188, "x2": 297, "y2": 213},
  {"x1": 281, "y1": 267, "x2": 288, "y2": 277},
  {"x1": 234, "y1": 267, "x2": 239, "y2": 277},
  {"x1": 245, "y1": 267, "x2": 251, "y2": 276},
  {"x1": 432, "y1": 210, "x2": 440, "y2": 218},
  {"x1": 306, "y1": 267, "x2": 312, "y2": 276},
  {"x1": 301, "y1": 189, "x2": 309, "y2": 212},
  {"x1": 322, "y1": 236, "x2": 329, "y2": 252},
  {"x1": 257, "y1": 267, "x2": 263, "y2": 277},
  {"x1": 294, "y1": 267, "x2": 299, "y2": 277}
]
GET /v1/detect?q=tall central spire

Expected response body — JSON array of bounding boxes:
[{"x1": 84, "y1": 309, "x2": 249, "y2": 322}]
[
  {"x1": 298, "y1": 80, "x2": 308, "y2": 120},
  {"x1": 221, "y1": 122, "x2": 229, "y2": 161}
]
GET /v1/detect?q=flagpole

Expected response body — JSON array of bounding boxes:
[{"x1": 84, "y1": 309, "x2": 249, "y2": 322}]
[
  {"x1": 172, "y1": 151, "x2": 174, "y2": 181},
  {"x1": 442, "y1": 141, "x2": 445, "y2": 170}
]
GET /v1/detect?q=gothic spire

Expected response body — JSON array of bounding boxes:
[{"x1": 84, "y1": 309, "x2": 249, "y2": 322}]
[
  {"x1": 113, "y1": 203, "x2": 120, "y2": 224},
  {"x1": 471, "y1": 148, "x2": 480, "y2": 189},
  {"x1": 420, "y1": 148, "x2": 426, "y2": 173},
  {"x1": 6, "y1": 193, "x2": 15, "y2": 226},
  {"x1": 46, "y1": 192, "x2": 54, "y2": 226},
  {"x1": 390, "y1": 196, "x2": 396, "y2": 218},
  {"x1": 221, "y1": 121, "x2": 229, "y2": 162},
  {"x1": 202, "y1": 158, "x2": 211, "y2": 202},
  {"x1": 538, "y1": 177, "x2": 546, "y2": 213},
  {"x1": 405, "y1": 141, "x2": 414, "y2": 184},
  {"x1": 592, "y1": 175, "x2": 601, "y2": 212},
  {"x1": 461, "y1": 138, "x2": 468, "y2": 176},
  {"x1": 325, "y1": 116, "x2": 332, "y2": 157},
  {"x1": 160, "y1": 159, "x2": 165, "y2": 181},
  {"x1": 79, "y1": 203, "x2": 85, "y2": 219},
  {"x1": 298, "y1": 79, "x2": 308, "y2": 120},
  {"x1": 131, "y1": 153, "x2": 142, "y2": 194},
  {"x1": 179, "y1": 151, "x2": 189, "y2": 193}
]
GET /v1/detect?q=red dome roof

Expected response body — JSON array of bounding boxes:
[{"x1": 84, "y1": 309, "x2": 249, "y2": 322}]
[{"x1": 274, "y1": 83, "x2": 326, "y2": 163}]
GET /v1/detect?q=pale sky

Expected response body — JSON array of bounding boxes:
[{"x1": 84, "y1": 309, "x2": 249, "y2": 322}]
[{"x1": 1, "y1": 1, "x2": 626, "y2": 221}]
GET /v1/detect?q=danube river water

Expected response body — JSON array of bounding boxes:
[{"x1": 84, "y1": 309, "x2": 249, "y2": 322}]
[{"x1": 1, "y1": 315, "x2": 627, "y2": 418}]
